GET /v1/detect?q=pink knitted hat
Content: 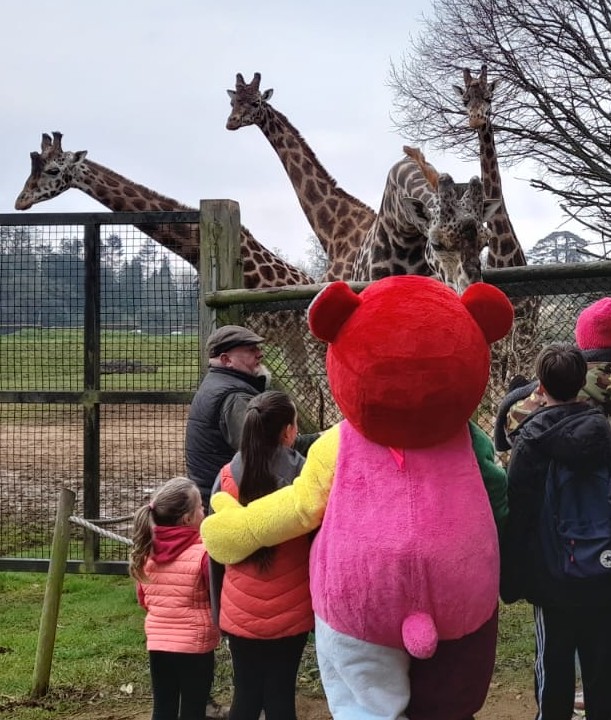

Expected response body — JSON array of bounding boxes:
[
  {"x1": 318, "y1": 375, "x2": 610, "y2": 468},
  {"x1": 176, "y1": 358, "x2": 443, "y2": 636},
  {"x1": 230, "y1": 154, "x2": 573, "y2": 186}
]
[{"x1": 575, "y1": 297, "x2": 611, "y2": 350}]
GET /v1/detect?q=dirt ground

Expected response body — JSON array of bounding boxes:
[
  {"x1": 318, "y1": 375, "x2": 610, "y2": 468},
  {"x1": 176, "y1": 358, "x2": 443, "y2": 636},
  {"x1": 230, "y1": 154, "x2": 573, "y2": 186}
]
[
  {"x1": 62, "y1": 683, "x2": 537, "y2": 720},
  {"x1": 0, "y1": 408, "x2": 190, "y2": 533}
]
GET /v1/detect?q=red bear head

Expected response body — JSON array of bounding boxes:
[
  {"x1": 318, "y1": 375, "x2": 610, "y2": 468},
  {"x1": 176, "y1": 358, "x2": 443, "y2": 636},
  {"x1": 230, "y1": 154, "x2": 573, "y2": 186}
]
[{"x1": 308, "y1": 275, "x2": 513, "y2": 448}]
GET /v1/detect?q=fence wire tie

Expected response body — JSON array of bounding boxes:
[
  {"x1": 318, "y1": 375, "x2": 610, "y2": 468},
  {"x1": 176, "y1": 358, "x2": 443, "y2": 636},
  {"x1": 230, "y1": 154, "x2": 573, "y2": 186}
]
[{"x1": 69, "y1": 515, "x2": 133, "y2": 546}]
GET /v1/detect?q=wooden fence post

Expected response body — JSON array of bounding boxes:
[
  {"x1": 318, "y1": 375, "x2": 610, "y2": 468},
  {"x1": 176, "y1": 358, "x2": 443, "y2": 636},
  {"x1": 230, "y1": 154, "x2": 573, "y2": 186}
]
[
  {"x1": 31, "y1": 488, "x2": 75, "y2": 698},
  {"x1": 199, "y1": 200, "x2": 243, "y2": 369}
]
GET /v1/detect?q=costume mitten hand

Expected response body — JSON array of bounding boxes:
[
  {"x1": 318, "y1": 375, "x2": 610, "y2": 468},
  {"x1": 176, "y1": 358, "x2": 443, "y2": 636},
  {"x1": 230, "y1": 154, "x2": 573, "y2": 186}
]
[{"x1": 201, "y1": 492, "x2": 260, "y2": 564}]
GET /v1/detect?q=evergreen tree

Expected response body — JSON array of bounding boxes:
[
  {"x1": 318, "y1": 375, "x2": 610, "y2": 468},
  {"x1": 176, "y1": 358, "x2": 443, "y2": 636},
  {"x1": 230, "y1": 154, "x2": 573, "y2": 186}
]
[
  {"x1": 39, "y1": 240, "x2": 85, "y2": 327},
  {"x1": 526, "y1": 232, "x2": 591, "y2": 265},
  {"x1": 0, "y1": 228, "x2": 41, "y2": 330},
  {"x1": 140, "y1": 256, "x2": 178, "y2": 333},
  {"x1": 117, "y1": 257, "x2": 146, "y2": 329}
]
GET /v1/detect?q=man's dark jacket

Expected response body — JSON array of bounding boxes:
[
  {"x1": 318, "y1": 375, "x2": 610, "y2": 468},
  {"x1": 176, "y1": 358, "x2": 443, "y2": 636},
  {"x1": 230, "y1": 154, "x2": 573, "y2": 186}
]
[
  {"x1": 185, "y1": 367, "x2": 266, "y2": 511},
  {"x1": 501, "y1": 401, "x2": 611, "y2": 607}
]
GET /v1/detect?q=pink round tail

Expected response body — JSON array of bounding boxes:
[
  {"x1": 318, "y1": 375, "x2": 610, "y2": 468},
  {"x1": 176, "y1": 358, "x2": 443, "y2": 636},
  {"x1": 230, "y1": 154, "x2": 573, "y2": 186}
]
[{"x1": 402, "y1": 612, "x2": 438, "y2": 659}]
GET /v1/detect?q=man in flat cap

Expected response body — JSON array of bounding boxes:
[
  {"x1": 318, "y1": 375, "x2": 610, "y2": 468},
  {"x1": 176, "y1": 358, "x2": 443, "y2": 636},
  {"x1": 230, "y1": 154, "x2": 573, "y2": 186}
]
[
  {"x1": 185, "y1": 325, "x2": 266, "y2": 513},
  {"x1": 185, "y1": 325, "x2": 318, "y2": 512}
]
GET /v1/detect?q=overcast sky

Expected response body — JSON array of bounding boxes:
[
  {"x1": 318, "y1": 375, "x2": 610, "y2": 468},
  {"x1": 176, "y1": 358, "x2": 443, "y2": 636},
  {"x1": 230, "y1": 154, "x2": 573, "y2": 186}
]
[{"x1": 1, "y1": 0, "x2": 584, "y2": 267}]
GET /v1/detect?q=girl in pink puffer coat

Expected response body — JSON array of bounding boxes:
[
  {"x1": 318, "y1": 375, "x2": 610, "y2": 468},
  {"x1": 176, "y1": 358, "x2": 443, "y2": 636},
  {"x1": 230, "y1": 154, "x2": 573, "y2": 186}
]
[{"x1": 130, "y1": 476, "x2": 220, "y2": 720}]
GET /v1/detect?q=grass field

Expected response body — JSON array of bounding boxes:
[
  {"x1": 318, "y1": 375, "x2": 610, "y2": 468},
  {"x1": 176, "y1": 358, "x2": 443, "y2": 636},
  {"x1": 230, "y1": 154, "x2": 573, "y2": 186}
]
[
  {"x1": 0, "y1": 328, "x2": 200, "y2": 396},
  {"x1": 0, "y1": 327, "x2": 326, "y2": 429},
  {"x1": 0, "y1": 571, "x2": 534, "y2": 719}
]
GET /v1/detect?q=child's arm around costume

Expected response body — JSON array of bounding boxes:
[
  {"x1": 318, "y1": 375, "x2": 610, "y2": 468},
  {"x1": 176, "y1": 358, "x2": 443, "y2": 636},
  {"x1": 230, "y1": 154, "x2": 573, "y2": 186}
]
[
  {"x1": 201, "y1": 425, "x2": 339, "y2": 564},
  {"x1": 469, "y1": 421, "x2": 508, "y2": 535}
]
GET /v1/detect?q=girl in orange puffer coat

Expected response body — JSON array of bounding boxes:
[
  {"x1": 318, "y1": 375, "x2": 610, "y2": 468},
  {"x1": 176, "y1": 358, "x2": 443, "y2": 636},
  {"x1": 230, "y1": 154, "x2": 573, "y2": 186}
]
[{"x1": 210, "y1": 390, "x2": 314, "y2": 720}]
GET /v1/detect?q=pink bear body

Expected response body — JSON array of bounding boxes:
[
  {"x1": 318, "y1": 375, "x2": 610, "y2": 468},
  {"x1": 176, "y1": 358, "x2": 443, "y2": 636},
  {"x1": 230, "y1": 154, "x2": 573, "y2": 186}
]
[{"x1": 310, "y1": 421, "x2": 499, "y2": 658}]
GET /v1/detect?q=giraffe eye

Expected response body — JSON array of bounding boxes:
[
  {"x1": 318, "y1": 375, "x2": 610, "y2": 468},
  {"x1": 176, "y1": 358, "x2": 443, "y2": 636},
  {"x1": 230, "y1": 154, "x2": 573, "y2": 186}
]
[
  {"x1": 45, "y1": 168, "x2": 60, "y2": 176},
  {"x1": 429, "y1": 242, "x2": 443, "y2": 252}
]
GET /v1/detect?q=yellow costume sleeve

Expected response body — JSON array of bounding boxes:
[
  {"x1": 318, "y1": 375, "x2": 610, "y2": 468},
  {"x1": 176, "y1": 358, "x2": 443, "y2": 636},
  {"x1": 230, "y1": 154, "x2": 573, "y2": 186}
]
[{"x1": 201, "y1": 424, "x2": 340, "y2": 564}]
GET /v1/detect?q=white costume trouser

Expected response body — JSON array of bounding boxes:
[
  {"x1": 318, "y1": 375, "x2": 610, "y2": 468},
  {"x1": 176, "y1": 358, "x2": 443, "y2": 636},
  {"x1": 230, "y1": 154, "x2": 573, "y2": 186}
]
[{"x1": 315, "y1": 615, "x2": 411, "y2": 719}]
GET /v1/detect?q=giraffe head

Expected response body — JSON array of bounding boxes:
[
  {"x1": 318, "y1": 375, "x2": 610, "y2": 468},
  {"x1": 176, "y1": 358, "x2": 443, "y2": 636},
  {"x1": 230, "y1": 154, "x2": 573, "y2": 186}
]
[
  {"x1": 15, "y1": 132, "x2": 88, "y2": 210},
  {"x1": 401, "y1": 148, "x2": 500, "y2": 292},
  {"x1": 452, "y1": 65, "x2": 499, "y2": 130},
  {"x1": 226, "y1": 72, "x2": 274, "y2": 130},
  {"x1": 424, "y1": 174, "x2": 500, "y2": 293}
]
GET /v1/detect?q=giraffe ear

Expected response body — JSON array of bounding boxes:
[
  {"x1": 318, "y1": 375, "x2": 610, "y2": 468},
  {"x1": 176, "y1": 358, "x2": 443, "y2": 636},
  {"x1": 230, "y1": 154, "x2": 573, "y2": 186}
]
[
  {"x1": 402, "y1": 196, "x2": 429, "y2": 233},
  {"x1": 452, "y1": 85, "x2": 465, "y2": 99},
  {"x1": 227, "y1": 89, "x2": 236, "y2": 100},
  {"x1": 261, "y1": 88, "x2": 274, "y2": 102},
  {"x1": 308, "y1": 281, "x2": 361, "y2": 343},
  {"x1": 482, "y1": 198, "x2": 502, "y2": 222},
  {"x1": 461, "y1": 282, "x2": 514, "y2": 344},
  {"x1": 73, "y1": 151, "x2": 88, "y2": 163}
]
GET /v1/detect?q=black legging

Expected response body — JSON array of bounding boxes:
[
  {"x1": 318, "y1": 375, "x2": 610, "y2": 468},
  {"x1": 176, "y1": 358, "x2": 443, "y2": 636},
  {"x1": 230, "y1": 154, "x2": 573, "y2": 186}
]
[
  {"x1": 149, "y1": 649, "x2": 215, "y2": 720},
  {"x1": 227, "y1": 632, "x2": 309, "y2": 720}
]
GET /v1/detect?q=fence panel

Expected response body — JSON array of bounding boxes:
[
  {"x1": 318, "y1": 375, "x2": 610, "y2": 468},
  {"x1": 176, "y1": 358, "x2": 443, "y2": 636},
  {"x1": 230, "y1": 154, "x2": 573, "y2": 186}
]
[
  {"x1": 0, "y1": 212, "x2": 201, "y2": 572},
  {"x1": 206, "y1": 265, "x2": 611, "y2": 438}
]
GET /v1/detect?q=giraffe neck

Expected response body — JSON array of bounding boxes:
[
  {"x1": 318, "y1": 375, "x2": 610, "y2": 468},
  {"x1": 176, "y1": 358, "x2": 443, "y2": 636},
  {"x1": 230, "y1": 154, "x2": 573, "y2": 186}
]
[
  {"x1": 477, "y1": 121, "x2": 526, "y2": 269},
  {"x1": 351, "y1": 158, "x2": 430, "y2": 281},
  {"x1": 72, "y1": 160, "x2": 312, "y2": 286},
  {"x1": 257, "y1": 104, "x2": 375, "y2": 280},
  {"x1": 75, "y1": 160, "x2": 199, "y2": 267}
]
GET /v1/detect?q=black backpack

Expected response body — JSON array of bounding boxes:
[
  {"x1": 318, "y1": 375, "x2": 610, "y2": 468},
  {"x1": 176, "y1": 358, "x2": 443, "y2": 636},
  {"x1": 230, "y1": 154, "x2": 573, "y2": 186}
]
[{"x1": 540, "y1": 459, "x2": 611, "y2": 581}]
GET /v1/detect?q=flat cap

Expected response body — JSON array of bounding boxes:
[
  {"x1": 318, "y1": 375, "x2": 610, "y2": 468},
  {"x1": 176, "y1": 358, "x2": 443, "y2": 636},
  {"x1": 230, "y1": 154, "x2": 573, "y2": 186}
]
[{"x1": 206, "y1": 325, "x2": 265, "y2": 357}]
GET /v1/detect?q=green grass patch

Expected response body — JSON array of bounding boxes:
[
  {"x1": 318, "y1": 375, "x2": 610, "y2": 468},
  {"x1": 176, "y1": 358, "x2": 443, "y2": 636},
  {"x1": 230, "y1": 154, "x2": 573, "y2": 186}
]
[
  {"x1": 496, "y1": 601, "x2": 535, "y2": 684},
  {"x1": 0, "y1": 573, "x2": 147, "y2": 706},
  {"x1": 0, "y1": 329, "x2": 200, "y2": 399}
]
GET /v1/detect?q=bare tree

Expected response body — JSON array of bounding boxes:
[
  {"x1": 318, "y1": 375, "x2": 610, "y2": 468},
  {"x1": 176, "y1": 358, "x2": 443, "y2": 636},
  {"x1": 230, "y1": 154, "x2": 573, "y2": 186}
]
[
  {"x1": 302, "y1": 235, "x2": 329, "y2": 282},
  {"x1": 390, "y1": 0, "x2": 611, "y2": 239}
]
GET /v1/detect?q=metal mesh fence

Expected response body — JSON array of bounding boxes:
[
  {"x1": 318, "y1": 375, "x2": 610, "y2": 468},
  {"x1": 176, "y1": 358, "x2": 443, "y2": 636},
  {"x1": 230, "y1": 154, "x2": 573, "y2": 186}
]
[
  {"x1": 1, "y1": 208, "x2": 611, "y2": 572},
  {"x1": 0, "y1": 214, "x2": 199, "y2": 570},
  {"x1": 236, "y1": 271, "x2": 611, "y2": 439}
]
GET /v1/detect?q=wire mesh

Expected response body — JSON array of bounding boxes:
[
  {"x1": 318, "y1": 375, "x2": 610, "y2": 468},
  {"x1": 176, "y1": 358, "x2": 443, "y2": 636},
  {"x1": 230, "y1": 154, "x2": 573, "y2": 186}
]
[
  {"x1": 0, "y1": 216, "x2": 199, "y2": 567},
  {"x1": 241, "y1": 279, "x2": 611, "y2": 440},
  {"x1": 1, "y1": 210, "x2": 611, "y2": 571}
]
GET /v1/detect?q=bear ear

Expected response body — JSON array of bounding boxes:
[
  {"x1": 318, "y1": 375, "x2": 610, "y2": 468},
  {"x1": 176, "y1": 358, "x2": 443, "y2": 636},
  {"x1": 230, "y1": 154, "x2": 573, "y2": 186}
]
[
  {"x1": 308, "y1": 281, "x2": 362, "y2": 343},
  {"x1": 461, "y1": 282, "x2": 514, "y2": 344}
]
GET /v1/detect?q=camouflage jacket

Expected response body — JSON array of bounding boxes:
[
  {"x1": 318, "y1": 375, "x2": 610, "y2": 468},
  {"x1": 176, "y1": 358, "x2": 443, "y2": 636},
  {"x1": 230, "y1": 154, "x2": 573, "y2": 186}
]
[{"x1": 494, "y1": 349, "x2": 611, "y2": 452}]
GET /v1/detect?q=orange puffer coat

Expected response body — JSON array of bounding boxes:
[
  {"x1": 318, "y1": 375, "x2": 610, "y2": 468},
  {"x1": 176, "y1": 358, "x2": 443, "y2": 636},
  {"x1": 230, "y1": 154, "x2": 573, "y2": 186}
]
[{"x1": 218, "y1": 461, "x2": 314, "y2": 640}]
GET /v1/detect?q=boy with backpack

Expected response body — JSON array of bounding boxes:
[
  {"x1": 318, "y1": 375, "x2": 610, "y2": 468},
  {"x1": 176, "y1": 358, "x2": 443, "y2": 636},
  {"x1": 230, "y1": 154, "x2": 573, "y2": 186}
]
[{"x1": 501, "y1": 342, "x2": 611, "y2": 720}]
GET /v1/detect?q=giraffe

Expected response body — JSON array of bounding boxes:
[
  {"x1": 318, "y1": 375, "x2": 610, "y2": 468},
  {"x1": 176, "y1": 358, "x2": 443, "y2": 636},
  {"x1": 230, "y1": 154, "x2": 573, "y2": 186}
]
[
  {"x1": 452, "y1": 66, "x2": 525, "y2": 269},
  {"x1": 15, "y1": 132, "x2": 337, "y2": 428},
  {"x1": 453, "y1": 66, "x2": 541, "y2": 386},
  {"x1": 226, "y1": 72, "x2": 376, "y2": 281},
  {"x1": 15, "y1": 132, "x2": 311, "y2": 288},
  {"x1": 351, "y1": 146, "x2": 501, "y2": 294}
]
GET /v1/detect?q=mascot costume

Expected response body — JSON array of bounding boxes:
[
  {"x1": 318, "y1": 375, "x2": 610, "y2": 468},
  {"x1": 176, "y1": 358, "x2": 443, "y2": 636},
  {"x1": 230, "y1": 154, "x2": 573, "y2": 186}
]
[{"x1": 203, "y1": 275, "x2": 514, "y2": 720}]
